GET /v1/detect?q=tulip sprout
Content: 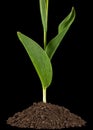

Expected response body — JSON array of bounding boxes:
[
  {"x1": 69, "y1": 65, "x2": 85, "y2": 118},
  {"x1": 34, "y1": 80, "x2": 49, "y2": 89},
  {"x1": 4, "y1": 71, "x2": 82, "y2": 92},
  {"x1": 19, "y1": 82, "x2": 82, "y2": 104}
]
[{"x1": 17, "y1": 0, "x2": 76, "y2": 103}]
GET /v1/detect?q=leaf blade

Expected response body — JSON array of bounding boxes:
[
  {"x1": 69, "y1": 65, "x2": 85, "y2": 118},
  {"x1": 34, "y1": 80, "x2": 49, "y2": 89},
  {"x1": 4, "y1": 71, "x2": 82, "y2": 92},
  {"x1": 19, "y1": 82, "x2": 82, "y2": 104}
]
[
  {"x1": 17, "y1": 32, "x2": 52, "y2": 89},
  {"x1": 45, "y1": 7, "x2": 76, "y2": 60},
  {"x1": 39, "y1": 0, "x2": 48, "y2": 32}
]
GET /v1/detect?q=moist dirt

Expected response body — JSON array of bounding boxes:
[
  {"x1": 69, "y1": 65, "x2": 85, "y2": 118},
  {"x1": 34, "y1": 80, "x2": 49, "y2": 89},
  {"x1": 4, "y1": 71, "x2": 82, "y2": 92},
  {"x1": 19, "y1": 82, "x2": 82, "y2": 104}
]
[{"x1": 7, "y1": 102, "x2": 86, "y2": 129}]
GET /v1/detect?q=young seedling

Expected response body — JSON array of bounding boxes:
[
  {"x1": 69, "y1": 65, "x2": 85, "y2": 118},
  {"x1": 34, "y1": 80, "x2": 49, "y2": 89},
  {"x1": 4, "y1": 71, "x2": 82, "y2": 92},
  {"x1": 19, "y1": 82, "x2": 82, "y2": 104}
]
[{"x1": 17, "y1": 0, "x2": 76, "y2": 103}]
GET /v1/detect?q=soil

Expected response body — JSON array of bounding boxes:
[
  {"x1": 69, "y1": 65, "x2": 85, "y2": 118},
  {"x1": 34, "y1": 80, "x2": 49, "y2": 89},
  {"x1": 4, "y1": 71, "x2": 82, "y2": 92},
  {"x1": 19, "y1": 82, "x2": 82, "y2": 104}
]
[{"x1": 7, "y1": 102, "x2": 86, "y2": 129}]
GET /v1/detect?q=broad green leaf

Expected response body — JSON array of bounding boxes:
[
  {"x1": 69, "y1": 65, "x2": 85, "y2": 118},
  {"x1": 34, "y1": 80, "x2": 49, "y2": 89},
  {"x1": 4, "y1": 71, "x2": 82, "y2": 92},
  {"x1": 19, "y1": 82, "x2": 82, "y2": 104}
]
[
  {"x1": 17, "y1": 32, "x2": 52, "y2": 89},
  {"x1": 39, "y1": 0, "x2": 48, "y2": 32},
  {"x1": 45, "y1": 7, "x2": 76, "y2": 60}
]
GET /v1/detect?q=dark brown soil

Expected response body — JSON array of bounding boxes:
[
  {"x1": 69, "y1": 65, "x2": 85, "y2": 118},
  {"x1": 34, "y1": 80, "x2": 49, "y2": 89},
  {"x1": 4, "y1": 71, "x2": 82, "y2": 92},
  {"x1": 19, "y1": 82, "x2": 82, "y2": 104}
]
[{"x1": 7, "y1": 102, "x2": 86, "y2": 129}]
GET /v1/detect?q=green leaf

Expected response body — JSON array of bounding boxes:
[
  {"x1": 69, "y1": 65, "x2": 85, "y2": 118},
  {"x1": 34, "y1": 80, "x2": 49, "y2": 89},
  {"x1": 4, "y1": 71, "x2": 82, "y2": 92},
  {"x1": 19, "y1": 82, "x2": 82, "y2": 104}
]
[
  {"x1": 17, "y1": 32, "x2": 52, "y2": 89},
  {"x1": 39, "y1": 0, "x2": 48, "y2": 32},
  {"x1": 45, "y1": 7, "x2": 76, "y2": 60}
]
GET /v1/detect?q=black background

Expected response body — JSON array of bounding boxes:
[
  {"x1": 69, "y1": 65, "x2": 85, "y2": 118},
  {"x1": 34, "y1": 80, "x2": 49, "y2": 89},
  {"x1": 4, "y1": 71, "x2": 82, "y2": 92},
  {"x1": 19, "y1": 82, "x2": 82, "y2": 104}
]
[{"x1": 0, "y1": 0, "x2": 92, "y2": 129}]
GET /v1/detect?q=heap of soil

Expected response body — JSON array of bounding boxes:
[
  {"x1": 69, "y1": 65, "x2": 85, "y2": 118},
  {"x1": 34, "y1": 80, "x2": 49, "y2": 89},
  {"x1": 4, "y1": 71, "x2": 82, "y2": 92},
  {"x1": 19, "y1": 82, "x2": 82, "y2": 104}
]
[{"x1": 7, "y1": 102, "x2": 86, "y2": 129}]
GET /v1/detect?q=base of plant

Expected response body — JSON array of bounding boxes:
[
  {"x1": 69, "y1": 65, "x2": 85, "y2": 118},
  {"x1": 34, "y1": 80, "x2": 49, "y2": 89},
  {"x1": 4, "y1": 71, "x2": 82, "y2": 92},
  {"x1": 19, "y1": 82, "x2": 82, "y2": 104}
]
[{"x1": 7, "y1": 102, "x2": 86, "y2": 129}]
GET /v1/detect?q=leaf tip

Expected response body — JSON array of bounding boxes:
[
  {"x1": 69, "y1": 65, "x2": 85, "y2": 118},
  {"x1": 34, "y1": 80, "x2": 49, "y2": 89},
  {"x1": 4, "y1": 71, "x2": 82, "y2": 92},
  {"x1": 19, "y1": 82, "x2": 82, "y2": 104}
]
[
  {"x1": 17, "y1": 31, "x2": 21, "y2": 36},
  {"x1": 72, "y1": 6, "x2": 76, "y2": 17}
]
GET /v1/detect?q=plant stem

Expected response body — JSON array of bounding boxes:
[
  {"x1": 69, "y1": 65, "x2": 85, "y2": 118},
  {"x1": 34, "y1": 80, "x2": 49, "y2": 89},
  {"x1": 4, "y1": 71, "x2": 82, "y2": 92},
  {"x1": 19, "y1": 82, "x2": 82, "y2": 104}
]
[
  {"x1": 43, "y1": 88, "x2": 47, "y2": 103},
  {"x1": 44, "y1": 31, "x2": 47, "y2": 49},
  {"x1": 43, "y1": 0, "x2": 49, "y2": 103}
]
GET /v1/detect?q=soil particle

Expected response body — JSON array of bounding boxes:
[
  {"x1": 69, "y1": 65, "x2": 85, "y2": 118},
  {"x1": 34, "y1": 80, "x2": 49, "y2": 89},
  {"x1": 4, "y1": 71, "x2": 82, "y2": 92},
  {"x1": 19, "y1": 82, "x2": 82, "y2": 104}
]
[{"x1": 7, "y1": 102, "x2": 86, "y2": 129}]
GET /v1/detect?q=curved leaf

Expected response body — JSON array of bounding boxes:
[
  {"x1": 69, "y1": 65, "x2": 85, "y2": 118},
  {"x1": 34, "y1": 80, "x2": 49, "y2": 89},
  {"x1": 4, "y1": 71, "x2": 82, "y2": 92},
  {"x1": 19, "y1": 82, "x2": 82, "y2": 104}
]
[
  {"x1": 45, "y1": 7, "x2": 76, "y2": 60},
  {"x1": 17, "y1": 32, "x2": 52, "y2": 89}
]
